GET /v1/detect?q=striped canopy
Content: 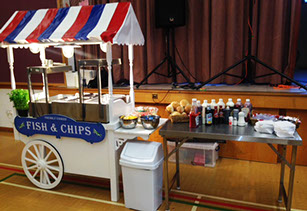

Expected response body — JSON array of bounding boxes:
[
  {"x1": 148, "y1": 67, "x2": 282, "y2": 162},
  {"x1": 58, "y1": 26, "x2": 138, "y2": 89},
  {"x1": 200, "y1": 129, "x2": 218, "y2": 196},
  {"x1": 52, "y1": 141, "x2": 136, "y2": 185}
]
[{"x1": 0, "y1": 2, "x2": 144, "y2": 46}]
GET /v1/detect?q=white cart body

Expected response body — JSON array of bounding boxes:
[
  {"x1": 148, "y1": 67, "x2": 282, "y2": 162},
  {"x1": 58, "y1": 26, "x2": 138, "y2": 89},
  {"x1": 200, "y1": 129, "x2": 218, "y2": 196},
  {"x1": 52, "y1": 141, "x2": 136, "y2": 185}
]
[{"x1": 0, "y1": 2, "x2": 153, "y2": 202}]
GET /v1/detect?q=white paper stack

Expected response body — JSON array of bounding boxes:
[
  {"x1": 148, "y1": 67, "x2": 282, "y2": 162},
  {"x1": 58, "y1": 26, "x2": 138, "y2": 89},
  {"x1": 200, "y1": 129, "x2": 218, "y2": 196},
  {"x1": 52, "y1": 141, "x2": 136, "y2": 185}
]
[
  {"x1": 254, "y1": 120, "x2": 274, "y2": 134},
  {"x1": 273, "y1": 121, "x2": 296, "y2": 138}
]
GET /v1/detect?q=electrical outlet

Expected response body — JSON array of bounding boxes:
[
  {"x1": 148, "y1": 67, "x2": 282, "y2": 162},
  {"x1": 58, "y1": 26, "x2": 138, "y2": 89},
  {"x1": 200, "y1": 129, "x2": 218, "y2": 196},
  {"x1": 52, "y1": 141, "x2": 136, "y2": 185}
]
[
  {"x1": 152, "y1": 94, "x2": 158, "y2": 99},
  {"x1": 6, "y1": 110, "x2": 13, "y2": 119}
]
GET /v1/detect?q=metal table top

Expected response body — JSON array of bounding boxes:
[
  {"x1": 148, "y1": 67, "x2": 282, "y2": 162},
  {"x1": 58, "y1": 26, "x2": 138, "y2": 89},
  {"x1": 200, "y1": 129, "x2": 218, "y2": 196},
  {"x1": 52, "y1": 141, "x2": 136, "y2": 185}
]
[
  {"x1": 159, "y1": 121, "x2": 302, "y2": 146},
  {"x1": 78, "y1": 59, "x2": 121, "y2": 67},
  {"x1": 27, "y1": 65, "x2": 72, "y2": 74}
]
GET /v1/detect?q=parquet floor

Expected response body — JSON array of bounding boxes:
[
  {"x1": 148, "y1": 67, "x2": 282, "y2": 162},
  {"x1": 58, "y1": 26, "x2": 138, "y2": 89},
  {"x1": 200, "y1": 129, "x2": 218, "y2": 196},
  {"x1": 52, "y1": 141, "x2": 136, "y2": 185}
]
[{"x1": 0, "y1": 131, "x2": 306, "y2": 211}]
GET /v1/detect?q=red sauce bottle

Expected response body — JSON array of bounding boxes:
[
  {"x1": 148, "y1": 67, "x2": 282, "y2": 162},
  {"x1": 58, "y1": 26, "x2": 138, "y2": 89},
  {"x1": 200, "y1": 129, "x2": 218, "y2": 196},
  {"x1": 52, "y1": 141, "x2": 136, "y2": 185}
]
[{"x1": 189, "y1": 99, "x2": 199, "y2": 128}]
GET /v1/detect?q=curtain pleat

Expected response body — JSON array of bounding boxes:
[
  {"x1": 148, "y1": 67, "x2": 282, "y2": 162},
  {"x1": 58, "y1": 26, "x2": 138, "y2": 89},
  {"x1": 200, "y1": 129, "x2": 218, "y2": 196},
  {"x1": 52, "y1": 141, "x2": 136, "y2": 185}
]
[{"x1": 69, "y1": 0, "x2": 301, "y2": 85}]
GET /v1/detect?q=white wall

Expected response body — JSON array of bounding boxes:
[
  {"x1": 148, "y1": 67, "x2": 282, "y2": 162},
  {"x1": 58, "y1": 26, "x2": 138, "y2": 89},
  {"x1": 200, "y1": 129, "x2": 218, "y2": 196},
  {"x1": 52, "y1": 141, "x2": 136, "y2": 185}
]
[{"x1": 0, "y1": 89, "x2": 15, "y2": 128}]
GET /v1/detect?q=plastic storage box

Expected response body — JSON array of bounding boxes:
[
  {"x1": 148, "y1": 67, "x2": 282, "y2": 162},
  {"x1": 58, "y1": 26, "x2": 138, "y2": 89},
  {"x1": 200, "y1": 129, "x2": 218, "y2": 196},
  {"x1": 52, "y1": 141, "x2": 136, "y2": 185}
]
[
  {"x1": 168, "y1": 142, "x2": 219, "y2": 167},
  {"x1": 120, "y1": 141, "x2": 164, "y2": 211}
]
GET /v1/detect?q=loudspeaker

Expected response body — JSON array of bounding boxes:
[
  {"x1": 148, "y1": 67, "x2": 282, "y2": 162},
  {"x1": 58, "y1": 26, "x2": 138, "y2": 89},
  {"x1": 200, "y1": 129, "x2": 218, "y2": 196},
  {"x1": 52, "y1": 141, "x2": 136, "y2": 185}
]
[{"x1": 155, "y1": 0, "x2": 186, "y2": 28}]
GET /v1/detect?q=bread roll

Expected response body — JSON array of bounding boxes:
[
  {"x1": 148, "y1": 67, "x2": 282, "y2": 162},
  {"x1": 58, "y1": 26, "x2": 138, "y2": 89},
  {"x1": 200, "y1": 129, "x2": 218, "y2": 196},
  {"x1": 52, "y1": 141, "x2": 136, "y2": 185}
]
[
  {"x1": 166, "y1": 104, "x2": 174, "y2": 113},
  {"x1": 176, "y1": 105, "x2": 184, "y2": 113},
  {"x1": 184, "y1": 104, "x2": 192, "y2": 113},
  {"x1": 180, "y1": 99, "x2": 189, "y2": 108},
  {"x1": 170, "y1": 111, "x2": 181, "y2": 116},
  {"x1": 171, "y1": 101, "x2": 180, "y2": 109}
]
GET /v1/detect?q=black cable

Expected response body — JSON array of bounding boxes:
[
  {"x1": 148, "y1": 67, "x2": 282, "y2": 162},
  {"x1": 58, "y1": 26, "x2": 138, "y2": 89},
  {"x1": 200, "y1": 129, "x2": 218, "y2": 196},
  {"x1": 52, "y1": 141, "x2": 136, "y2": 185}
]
[
  {"x1": 174, "y1": 45, "x2": 198, "y2": 82},
  {"x1": 153, "y1": 90, "x2": 171, "y2": 104}
]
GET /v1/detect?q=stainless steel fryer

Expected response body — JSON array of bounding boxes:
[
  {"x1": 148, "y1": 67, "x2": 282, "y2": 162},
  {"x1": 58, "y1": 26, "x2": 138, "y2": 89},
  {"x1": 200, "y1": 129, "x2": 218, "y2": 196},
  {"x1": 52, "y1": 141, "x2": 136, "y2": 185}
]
[{"x1": 28, "y1": 59, "x2": 122, "y2": 123}]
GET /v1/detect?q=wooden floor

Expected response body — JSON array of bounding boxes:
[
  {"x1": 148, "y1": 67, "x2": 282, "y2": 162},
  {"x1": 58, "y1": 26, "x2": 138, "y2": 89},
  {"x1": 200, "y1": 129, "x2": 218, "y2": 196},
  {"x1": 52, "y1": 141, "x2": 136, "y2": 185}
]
[{"x1": 0, "y1": 131, "x2": 307, "y2": 211}]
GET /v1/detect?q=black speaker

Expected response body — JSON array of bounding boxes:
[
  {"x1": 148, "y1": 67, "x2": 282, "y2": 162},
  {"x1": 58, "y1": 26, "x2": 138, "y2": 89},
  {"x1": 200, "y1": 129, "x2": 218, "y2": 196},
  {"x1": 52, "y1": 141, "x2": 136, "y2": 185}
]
[{"x1": 155, "y1": 0, "x2": 186, "y2": 28}]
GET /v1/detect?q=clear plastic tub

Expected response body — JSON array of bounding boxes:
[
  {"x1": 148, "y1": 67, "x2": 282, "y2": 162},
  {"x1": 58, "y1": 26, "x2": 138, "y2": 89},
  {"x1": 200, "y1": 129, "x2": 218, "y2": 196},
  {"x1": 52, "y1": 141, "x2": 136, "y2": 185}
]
[{"x1": 168, "y1": 142, "x2": 219, "y2": 167}]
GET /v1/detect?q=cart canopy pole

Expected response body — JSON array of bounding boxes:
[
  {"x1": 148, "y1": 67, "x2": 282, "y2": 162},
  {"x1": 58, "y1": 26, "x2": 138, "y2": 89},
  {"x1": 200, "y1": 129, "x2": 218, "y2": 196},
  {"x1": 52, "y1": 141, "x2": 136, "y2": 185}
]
[
  {"x1": 39, "y1": 46, "x2": 46, "y2": 67},
  {"x1": 128, "y1": 44, "x2": 135, "y2": 109},
  {"x1": 39, "y1": 46, "x2": 47, "y2": 96},
  {"x1": 7, "y1": 47, "x2": 16, "y2": 90},
  {"x1": 107, "y1": 43, "x2": 113, "y2": 97},
  {"x1": 106, "y1": 42, "x2": 115, "y2": 123}
]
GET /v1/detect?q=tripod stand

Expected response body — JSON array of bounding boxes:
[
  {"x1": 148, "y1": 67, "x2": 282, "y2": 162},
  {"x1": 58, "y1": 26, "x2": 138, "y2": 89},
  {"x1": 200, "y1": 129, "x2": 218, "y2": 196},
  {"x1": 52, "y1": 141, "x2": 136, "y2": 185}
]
[
  {"x1": 136, "y1": 28, "x2": 191, "y2": 88},
  {"x1": 197, "y1": 1, "x2": 307, "y2": 91}
]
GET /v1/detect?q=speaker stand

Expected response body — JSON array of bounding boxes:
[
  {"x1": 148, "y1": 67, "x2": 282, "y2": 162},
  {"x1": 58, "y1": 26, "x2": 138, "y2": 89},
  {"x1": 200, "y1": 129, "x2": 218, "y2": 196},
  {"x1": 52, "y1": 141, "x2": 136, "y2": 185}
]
[
  {"x1": 136, "y1": 28, "x2": 192, "y2": 88},
  {"x1": 196, "y1": 1, "x2": 307, "y2": 91}
]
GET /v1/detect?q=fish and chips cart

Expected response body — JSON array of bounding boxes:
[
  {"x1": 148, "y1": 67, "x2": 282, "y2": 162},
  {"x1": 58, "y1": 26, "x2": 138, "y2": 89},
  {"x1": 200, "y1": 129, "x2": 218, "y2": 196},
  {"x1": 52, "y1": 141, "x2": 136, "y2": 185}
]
[{"x1": 0, "y1": 2, "x2": 165, "y2": 202}]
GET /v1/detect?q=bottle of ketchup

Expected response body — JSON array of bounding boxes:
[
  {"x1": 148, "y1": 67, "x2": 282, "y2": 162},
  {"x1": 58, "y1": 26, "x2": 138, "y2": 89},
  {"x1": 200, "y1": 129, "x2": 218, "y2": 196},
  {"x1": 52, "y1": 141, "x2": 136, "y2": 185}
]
[{"x1": 189, "y1": 98, "x2": 199, "y2": 128}]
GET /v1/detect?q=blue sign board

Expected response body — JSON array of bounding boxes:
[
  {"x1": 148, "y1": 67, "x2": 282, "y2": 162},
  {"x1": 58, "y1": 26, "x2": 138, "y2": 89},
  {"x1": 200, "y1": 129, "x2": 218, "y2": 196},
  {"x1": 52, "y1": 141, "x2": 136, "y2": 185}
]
[{"x1": 14, "y1": 114, "x2": 106, "y2": 144}]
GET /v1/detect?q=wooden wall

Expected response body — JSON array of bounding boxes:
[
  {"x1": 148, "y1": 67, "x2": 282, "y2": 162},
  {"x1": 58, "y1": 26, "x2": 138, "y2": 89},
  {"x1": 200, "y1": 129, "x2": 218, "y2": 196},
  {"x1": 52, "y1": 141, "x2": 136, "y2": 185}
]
[
  {"x1": 1, "y1": 83, "x2": 305, "y2": 165},
  {"x1": 44, "y1": 86, "x2": 307, "y2": 165}
]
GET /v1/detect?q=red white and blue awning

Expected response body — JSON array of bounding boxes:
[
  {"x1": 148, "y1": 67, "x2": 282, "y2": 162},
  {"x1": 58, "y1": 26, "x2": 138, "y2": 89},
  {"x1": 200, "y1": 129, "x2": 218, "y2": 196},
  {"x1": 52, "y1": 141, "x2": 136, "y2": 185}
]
[{"x1": 0, "y1": 2, "x2": 144, "y2": 46}]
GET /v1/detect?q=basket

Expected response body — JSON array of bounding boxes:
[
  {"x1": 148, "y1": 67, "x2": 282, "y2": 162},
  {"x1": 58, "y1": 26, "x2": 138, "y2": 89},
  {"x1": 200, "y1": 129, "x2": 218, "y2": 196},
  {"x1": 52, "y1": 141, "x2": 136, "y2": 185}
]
[{"x1": 169, "y1": 115, "x2": 189, "y2": 123}]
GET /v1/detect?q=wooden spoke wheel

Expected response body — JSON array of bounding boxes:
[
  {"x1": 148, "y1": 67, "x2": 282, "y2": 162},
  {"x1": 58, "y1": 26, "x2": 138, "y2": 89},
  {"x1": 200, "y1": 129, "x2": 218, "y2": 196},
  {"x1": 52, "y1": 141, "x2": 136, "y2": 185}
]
[{"x1": 21, "y1": 140, "x2": 64, "y2": 189}]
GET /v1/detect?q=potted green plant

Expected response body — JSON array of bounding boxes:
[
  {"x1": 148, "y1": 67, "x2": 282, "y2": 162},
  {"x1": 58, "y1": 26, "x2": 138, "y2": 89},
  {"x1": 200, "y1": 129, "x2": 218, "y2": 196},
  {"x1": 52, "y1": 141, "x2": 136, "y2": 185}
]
[{"x1": 8, "y1": 89, "x2": 30, "y2": 117}]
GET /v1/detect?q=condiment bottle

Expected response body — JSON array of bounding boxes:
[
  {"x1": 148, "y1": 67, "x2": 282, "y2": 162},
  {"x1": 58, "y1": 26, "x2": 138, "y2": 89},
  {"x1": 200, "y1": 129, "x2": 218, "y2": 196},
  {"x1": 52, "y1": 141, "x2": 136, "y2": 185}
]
[
  {"x1": 233, "y1": 109, "x2": 239, "y2": 120},
  {"x1": 210, "y1": 99, "x2": 218, "y2": 110},
  {"x1": 242, "y1": 99, "x2": 253, "y2": 123},
  {"x1": 226, "y1": 98, "x2": 235, "y2": 115},
  {"x1": 205, "y1": 106, "x2": 213, "y2": 126},
  {"x1": 217, "y1": 98, "x2": 225, "y2": 109},
  {"x1": 226, "y1": 98, "x2": 234, "y2": 109},
  {"x1": 202, "y1": 100, "x2": 208, "y2": 125},
  {"x1": 213, "y1": 106, "x2": 219, "y2": 125},
  {"x1": 197, "y1": 100, "x2": 202, "y2": 125},
  {"x1": 218, "y1": 105, "x2": 224, "y2": 124},
  {"x1": 217, "y1": 98, "x2": 225, "y2": 124},
  {"x1": 235, "y1": 98, "x2": 243, "y2": 111},
  {"x1": 189, "y1": 98, "x2": 199, "y2": 128},
  {"x1": 224, "y1": 106, "x2": 231, "y2": 124}
]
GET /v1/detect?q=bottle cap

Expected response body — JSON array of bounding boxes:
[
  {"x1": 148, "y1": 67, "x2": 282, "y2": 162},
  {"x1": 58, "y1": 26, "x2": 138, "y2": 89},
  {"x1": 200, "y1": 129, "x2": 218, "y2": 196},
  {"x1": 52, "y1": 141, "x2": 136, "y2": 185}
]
[
  {"x1": 197, "y1": 100, "x2": 201, "y2": 105},
  {"x1": 228, "y1": 98, "x2": 233, "y2": 102},
  {"x1": 237, "y1": 98, "x2": 241, "y2": 102},
  {"x1": 203, "y1": 100, "x2": 208, "y2": 103},
  {"x1": 192, "y1": 98, "x2": 197, "y2": 102},
  {"x1": 211, "y1": 99, "x2": 216, "y2": 103},
  {"x1": 219, "y1": 98, "x2": 223, "y2": 102},
  {"x1": 246, "y1": 99, "x2": 250, "y2": 102}
]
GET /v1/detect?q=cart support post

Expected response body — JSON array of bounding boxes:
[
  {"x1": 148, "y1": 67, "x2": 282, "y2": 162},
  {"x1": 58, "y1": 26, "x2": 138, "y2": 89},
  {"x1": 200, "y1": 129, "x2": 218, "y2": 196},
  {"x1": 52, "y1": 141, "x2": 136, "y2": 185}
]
[
  {"x1": 39, "y1": 46, "x2": 46, "y2": 67},
  {"x1": 7, "y1": 46, "x2": 16, "y2": 90},
  {"x1": 106, "y1": 42, "x2": 115, "y2": 123},
  {"x1": 39, "y1": 46, "x2": 47, "y2": 94},
  {"x1": 108, "y1": 131, "x2": 120, "y2": 201},
  {"x1": 128, "y1": 44, "x2": 135, "y2": 109},
  {"x1": 106, "y1": 42, "x2": 113, "y2": 97}
]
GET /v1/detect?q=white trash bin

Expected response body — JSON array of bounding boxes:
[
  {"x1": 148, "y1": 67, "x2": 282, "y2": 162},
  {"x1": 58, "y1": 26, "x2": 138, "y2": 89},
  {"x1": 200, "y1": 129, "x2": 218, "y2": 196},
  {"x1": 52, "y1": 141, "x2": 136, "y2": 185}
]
[{"x1": 120, "y1": 141, "x2": 164, "y2": 211}]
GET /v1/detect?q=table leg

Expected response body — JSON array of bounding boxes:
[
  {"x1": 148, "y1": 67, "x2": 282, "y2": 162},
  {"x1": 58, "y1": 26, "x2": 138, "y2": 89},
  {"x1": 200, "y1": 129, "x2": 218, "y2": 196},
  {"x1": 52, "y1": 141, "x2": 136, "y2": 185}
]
[
  {"x1": 278, "y1": 145, "x2": 287, "y2": 203},
  {"x1": 163, "y1": 137, "x2": 170, "y2": 211},
  {"x1": 175, "y1": 141, "x2": 180, "y2": 190},
  {"x1": 286, "y1": 146, "x2": 297, "y2": 211}
]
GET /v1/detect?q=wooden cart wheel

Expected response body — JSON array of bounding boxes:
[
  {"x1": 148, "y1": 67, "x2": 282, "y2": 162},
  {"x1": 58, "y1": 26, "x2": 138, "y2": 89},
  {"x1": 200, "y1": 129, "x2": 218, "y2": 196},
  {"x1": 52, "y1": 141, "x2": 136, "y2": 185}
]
[{"x1": 21, "y1": 140, "x2": 64, "y2": 189}]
